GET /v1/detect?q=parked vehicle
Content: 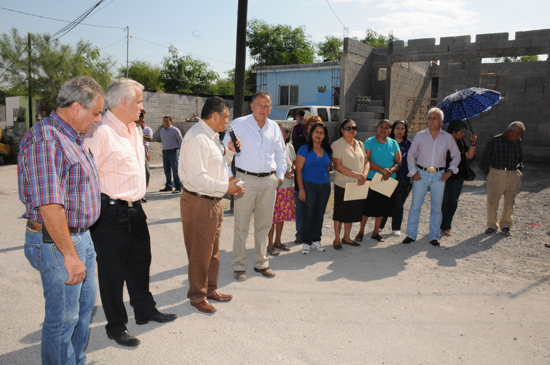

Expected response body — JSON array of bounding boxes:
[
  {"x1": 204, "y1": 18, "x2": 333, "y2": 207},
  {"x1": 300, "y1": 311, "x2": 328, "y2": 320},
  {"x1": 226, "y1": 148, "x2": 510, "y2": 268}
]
[{"x1": 279, "y1": 106, "x2": 339, "y2": 123}]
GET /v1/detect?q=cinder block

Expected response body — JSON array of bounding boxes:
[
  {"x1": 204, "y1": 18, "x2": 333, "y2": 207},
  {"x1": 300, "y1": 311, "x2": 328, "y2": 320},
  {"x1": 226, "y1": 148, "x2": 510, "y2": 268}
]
[
  {"x1": 449, "y1": 43, "x2": 466, "y2": 52},
  {"x1": 526, "y1": 76, "x2": 545, "y2": 85},
  {"x1": 515, "y1": 29, "x2": 550, "y2": 40},
  {"x1": 446, "y1": 62, "x2": 462, "y2": 70},
  {"x1": 468, "y1": 70, "x2": 481, "y2": 78},
  {"x1": 525, "y1": 91, "x2": 543, "y2": 100},
  {"x1": 479, "y1": 41, "x2": 498, "y2": 49},
  {"x1": 509, "y1": 83, "x2": 526, "y2": 92},
  {"x1": 408, "y1": 38, "x2": 436, "y2": 47},
  {"x1": 452, "y1": 84, "x2": 467, "y2": 91},
  {"x1": 454, "y1": 70, "x2": 469, "y2": 78},
  {"x1": 526, "y1": 83, "x2": 544, "y2": 92},
  {"x1": 475, "y1": 34, "x2": 493, "y2": 42}
]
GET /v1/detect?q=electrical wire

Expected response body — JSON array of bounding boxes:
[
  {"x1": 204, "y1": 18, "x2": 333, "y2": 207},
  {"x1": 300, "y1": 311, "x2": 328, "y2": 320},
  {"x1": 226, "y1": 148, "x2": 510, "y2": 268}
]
[
  {"x1": 101, "y1": 35, "x2": 127, "y2": 50},
  {"x1": 0, "y1": 5, "x2": 124, "y2": 30},
  {"x1": 324, "y1": 0, "x2": 347, "y2": 31},
  {"x1": 52, "y1": 0, "x2": 107, "y2": 39}
]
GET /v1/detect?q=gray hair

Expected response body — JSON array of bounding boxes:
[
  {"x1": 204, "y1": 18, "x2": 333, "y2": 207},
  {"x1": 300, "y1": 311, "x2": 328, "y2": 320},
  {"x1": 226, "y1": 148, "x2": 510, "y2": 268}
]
[
  {"x1": 508, "y1": 121, "x2": 525, "y2": 132},
  {"x1": 427, "y1": 107, "x2": 444, "y2": 122},
  {"x1": 251, "y1": 91, "x2": 272, "y2": 104},
  {"x1": 105, "y1": 78, "x2": 144, "y2": 110},
  {"x1": 277, "y1": 123, "x2": 292, "y2": 135},
  {"x1": 56, "y1": 76, "x2": 105, "y2": 109}
]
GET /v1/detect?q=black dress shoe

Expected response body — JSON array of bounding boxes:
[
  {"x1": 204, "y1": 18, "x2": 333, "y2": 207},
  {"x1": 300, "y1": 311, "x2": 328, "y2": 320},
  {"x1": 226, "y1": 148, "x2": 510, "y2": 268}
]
[
  {"x1": 402, "y1": 237, "x2": 415, "y2": 244},
  {"x1": 141, "y1": 197, "x2": 147, "y2": 203},
  {"x1": 159, "y1": 187, "x2": 172, "y2": 192},
  {"x1": 430, "y1": 240, "x2": 440, "y2": 246},
  {"x1": 108, "y1": 330, "x2": 140, "y2": 347},
  {"x1": 136, "y1": 311, "x2": 177, "y2": 325}
]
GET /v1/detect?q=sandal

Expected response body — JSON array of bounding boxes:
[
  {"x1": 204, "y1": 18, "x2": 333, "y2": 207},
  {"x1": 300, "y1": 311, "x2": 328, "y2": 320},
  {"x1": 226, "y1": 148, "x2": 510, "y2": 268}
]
[
  {"x1": 371, "y1": 234, "x2": 385, "y2": 242},
  {"x1": 354, "y1": 233, "x2": 364, "y2": 242},
  {"x1": 333, "y1": 240, "x2": 343, "y2": 250},
  {"x1": 342, "y1": 239, "x2": 360, "y2": 247},
  {"x1": 274, "y1": 243, "x2": 291, "y2": 251},
  {"x1": 267, "y1": 247, "x2": 280, "y2": 256}
]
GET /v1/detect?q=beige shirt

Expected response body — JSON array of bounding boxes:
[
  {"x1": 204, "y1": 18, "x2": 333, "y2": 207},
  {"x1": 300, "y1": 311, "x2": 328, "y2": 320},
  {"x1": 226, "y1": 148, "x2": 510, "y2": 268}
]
[
  {"x1": 82, "y1": 110, "x2": 146, "y2": 202},
  {"x1": 279, "y1": 143, "x2": 296, "y2": 189},
  {"x1": 178, "y1": 119, "x2": 235, "y2": 198},
  {"x1": 331, "y1": 137, "x2": 366, "y2": 188}
]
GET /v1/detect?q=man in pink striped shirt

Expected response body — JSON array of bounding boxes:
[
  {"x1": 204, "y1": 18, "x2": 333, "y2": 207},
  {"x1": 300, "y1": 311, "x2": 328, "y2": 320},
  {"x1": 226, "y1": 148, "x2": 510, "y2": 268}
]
[{"x1": 83, "y1": 79, "x2": 176, "y2": 348}]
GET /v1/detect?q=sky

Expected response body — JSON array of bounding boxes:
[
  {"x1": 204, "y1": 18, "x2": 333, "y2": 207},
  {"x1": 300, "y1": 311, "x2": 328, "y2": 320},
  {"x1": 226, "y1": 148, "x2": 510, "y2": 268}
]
[{"x1": 1, "y1": 0, "x2": 549, "y2": 79}]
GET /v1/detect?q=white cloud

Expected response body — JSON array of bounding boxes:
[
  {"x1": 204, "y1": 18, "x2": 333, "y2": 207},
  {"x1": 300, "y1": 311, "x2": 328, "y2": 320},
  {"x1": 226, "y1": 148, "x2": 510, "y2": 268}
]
[{"x1": 367, "y1": 0, "x2": 479, "y2": 41}]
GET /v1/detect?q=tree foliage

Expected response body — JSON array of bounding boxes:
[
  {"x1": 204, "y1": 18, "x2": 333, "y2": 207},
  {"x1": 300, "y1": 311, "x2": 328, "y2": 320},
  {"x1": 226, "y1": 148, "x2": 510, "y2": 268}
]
[
  {"x1": 359, "y1": 29, "x2": 397, "y2": 48},
  {"x1": 118, "y1": 60, "x2": 163, "y2": 90},
  {"x1": 0, "y1": 28, "x2": 114, "y2": 109},
  {"x1": 493, "y1": 55, "x2": 539, "y2": 62},
  {"x1": 160, "y1": 46, "x2": 218, "y2": 94},
  {"x1": 317, "y1": 36, "x2": 343, "y2": 62},
  {"x1": 246, "y1": 19, "x2": 315, "y2": 66}
]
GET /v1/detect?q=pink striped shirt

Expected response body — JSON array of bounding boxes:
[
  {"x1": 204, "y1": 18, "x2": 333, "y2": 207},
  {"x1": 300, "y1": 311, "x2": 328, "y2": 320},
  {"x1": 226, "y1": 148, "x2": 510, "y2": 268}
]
[{"x1": 82, "y1": 110, "x2": 146, "y2": 202}]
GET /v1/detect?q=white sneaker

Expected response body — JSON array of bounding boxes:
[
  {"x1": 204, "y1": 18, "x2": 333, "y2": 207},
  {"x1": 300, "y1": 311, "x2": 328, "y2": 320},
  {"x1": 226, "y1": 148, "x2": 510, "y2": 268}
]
[
  {"x1": 392, "y1": 230, "x2": 401, "y2": 237},
  {"x1": 301, "y1": 244, "x2": 310, "y2": 255},
  {"x1": 311, "y1": 241, "x2": 326, "y2": 252}
]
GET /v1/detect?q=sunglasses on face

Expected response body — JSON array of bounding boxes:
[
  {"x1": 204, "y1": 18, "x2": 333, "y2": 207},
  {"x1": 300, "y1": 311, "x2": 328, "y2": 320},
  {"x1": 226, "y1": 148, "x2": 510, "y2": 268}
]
[{"x1": 343, "y1": 126, "x2": 357, "y2": 131}]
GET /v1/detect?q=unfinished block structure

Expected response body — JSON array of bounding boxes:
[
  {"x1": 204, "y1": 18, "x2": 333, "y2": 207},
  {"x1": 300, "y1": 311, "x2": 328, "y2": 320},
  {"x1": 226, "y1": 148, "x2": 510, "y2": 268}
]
[{"x1": 341, "y1": 29, "x2": 550, "y2": 162}]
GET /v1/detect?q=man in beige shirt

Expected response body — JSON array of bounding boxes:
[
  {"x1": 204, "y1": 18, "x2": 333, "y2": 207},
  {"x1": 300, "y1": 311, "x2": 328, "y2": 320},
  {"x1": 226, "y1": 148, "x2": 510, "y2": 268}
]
[
  {"x1": 179, "y1": 96, "x2": 244, "y2": 313},
  {"x1": 83, "y1": 79, "x2": 176, "y2": 347}
]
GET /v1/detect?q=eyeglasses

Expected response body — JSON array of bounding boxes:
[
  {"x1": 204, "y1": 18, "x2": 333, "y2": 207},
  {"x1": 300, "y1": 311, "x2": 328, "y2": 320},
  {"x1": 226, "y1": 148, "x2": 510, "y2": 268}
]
[{"x1": 343, "y1": 126, "x2": 357, "y2": 131}]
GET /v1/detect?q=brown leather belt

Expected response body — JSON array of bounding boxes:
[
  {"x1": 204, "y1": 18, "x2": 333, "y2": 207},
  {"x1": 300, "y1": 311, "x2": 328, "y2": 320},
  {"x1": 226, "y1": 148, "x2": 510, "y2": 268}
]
[
  {"x1": 183, "y1": 187, "x2": 221, "y2": 201},
  {"x1": 26, "y1": 219, "x2": 88, "y2": 234}
]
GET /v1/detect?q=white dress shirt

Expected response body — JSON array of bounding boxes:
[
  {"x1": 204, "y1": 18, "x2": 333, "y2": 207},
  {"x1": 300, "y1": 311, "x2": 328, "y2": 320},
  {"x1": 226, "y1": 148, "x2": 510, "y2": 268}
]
[
  {"x1": 179, "y1": 119, "x2": 235, "y2": 198},
  {"x1": 407, "y1": 127, "x2": 461, "y2": 177},
  {"x1": 223, "y1": 113, "x2": 287, "y2": 179}
]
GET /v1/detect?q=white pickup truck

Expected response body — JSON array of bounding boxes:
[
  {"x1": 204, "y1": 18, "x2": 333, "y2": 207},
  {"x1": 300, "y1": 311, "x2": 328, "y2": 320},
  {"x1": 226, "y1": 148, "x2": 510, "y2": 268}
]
[{"x1": 278, "y1": 106, "x2": 340, "y2": 123}]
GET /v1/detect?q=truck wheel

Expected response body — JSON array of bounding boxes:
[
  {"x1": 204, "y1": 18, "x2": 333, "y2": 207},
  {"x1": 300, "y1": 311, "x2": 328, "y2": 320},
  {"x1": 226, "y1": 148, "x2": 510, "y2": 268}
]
[{"x1": 7, "y1": 135, "x2": 20, "y2": 164}]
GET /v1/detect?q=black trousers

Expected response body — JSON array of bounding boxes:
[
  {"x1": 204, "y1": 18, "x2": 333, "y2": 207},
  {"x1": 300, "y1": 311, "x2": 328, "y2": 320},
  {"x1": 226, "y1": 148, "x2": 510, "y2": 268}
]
[{"x1": 90, "y1": 198, "x2": 157, "y2": 335}]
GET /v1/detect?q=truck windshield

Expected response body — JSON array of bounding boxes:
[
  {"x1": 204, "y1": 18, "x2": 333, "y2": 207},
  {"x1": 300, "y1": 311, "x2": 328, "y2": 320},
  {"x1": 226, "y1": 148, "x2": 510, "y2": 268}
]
[{"x1": 286, "y1": 107, "x2": 311, "y2": 120}]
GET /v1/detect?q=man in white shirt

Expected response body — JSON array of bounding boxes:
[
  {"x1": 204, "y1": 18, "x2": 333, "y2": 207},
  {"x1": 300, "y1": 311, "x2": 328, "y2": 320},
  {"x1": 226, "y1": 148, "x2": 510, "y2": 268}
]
[
  {"x1": 403, "y1": 107, "x2": 461, "y2": 246},
  {"x1": 178, "y1": 97, "x2": 244, "y2": 313},
  {"x1": 223, "y1": 91, "x2": 287, "y2": 280}
]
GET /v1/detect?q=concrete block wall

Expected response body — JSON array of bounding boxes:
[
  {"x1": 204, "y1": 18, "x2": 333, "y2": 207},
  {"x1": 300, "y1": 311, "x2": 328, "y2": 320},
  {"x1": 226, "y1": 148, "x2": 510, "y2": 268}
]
[
  {"x1": 142, "y1": 90, "x2": 250, "y2": 141},
  {"x1": 388, "y1": 61, "x2": 433, "y2": 124}
]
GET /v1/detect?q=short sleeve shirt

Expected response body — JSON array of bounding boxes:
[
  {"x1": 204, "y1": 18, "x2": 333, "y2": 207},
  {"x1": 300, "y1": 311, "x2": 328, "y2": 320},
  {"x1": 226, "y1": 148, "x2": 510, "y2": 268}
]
[
  {"x1": 331, "y1": 137, "x2": 365, "y2": 188},
  {"x1": 297, "y1": 145, "x2": 331, "y2": 184},
  {"x1": 364, "y1": 136, "x2": 400, "y2": 180}
]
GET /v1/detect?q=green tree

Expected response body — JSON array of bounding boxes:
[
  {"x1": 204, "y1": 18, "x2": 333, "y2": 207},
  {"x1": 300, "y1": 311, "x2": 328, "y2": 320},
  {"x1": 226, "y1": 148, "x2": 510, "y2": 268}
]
[
  {"x1": 160, "y1": 46, "x2": 218, "y2": 94},
  {"x1": 359, "y1": 29, "x2": 397, "y2": 48},
  {"x1": 222, "y1": 67, "x2": 255, "y2": 96},
  {"x1": 246, "y1": 19, "x2": 315, "y2": 66},
  {"x1": 493, "y1": 55, "x2": 539, "y2": 62},
  {"x1": 119, "y1": 60, "x2": 163, "y2": 90},
  {"x1": 317, "y1": 36, "x2": 343, "y2": 62},
  {"x1": 0, "y1": 28, "x2": 114, "y2": 109}
]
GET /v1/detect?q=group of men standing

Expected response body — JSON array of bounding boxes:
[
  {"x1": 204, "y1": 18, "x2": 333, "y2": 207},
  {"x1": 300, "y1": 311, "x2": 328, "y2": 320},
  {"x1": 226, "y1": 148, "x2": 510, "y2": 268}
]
[{"x1": 17, "y1": 74, "x2": 527, "y2": 364}]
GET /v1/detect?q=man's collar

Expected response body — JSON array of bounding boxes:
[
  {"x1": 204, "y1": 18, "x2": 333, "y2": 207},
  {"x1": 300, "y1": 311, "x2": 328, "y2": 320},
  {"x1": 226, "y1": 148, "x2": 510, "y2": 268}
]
[
  {"x1": 50, "y1": 111, "x2": 80, "y2": 140},
  {"x1": 198, "y1": 119, "x2": 218, "y2": 140},
  {"x1": 104, "y1": 110, "x2": 134, "y2": 134}
]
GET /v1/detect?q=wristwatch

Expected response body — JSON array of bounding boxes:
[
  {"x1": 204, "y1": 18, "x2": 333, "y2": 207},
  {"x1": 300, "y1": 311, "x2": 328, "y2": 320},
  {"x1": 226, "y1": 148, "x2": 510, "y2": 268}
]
[{"x1": 446, "y1": 169, "x2": 453, "y2": 174}]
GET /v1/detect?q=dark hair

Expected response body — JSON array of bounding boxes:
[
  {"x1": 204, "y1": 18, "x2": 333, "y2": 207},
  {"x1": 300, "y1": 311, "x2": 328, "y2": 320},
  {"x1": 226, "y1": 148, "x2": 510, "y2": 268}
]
[
  {"x1": 296, "y1": 110, "x2": 305, "y2": 118},
  {"x1": 306, "y1": 122, "x2": 332, "y2": 157},
  {"x1": 389, "y1": 120, "x2": 408, "y2": 140},
  {"x1": 339, "y1": 118, "x2": 356, "y2": 137},
  {"x1": 251, "y1": 91, "x2": 272, "y2": 104},
  {"x1": 201, "y1": 96, "x2": 230, "y2": 120},
  {"x1": 447, "y1": 119, "x2": 467, "y2": 135},
  {"x1": 139, "y1": 110, "x2": 146, "y2": 118},
  {"x1": 163, "y1": 116, "x2": 172, "y2": 121}
]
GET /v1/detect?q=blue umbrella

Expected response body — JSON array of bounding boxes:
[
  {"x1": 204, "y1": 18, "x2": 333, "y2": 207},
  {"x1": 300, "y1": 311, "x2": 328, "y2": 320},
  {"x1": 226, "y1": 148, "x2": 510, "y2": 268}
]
[{"x1": 438, "y1": 87, "x2": 502, "y2": 133}]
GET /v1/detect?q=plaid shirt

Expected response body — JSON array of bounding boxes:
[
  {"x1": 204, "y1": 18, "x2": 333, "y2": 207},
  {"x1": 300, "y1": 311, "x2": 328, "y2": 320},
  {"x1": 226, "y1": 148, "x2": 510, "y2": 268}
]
[
  {"x1": 479, "y1": 133, "x2": 524, "y2": 175},
  {"x1": 18, "y1": 111, "x2": 101, "y2": 228}
]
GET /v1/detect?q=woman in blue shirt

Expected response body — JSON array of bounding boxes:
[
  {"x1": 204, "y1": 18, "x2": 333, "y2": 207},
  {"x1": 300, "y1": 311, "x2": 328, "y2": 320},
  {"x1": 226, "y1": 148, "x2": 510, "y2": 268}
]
[
  {"x1": 355, "y1": 119, "x2": 401, "y2": 243},
  {"x1": 296, "y1": 122, "x2": 332, "y2": 255}
]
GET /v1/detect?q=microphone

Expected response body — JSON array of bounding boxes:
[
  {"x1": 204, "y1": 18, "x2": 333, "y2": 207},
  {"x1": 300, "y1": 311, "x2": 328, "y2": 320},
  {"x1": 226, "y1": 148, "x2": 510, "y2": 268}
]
[{"x1": 226, "y1": 124, "x2": 240, "y2": 153}]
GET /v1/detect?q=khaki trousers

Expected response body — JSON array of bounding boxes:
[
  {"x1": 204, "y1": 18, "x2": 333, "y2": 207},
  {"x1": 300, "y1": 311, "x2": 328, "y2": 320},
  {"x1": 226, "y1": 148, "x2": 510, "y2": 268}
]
[
  {"x1": 486, "y1": 167, "x2": 522, "y2": 230},
  {"x1": 232, "y1": 172, "x2": 278, "y2": 271},
  {"x1": 180, "y1": 191, "x2": 223, "y2": 304}
]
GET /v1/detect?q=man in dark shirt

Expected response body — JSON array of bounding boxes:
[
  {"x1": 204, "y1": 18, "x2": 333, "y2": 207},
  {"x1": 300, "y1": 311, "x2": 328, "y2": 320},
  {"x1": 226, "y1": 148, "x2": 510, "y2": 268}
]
[{"x1": 479, "y1": 121, "x2": 525, "y2": 236}]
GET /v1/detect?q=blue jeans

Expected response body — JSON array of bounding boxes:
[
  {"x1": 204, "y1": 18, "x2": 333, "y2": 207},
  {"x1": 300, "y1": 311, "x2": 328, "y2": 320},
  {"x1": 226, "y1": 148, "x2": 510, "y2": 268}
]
[
  {"x1": 162, "y1": 149, "x2": 182, "y2": 190},
  {"x1": 302, "y1": 182, "x2": 331, "y2": 244},
  {"x1": 295, "y1": 192, "x2": 304, "y2": 239},
  {"x1": 406, "y1": 170, "x2": 445, "y2": 241},
  {"x1": 440, "y1": 178, "x2": 465, "y2": 231},
  {"x1": 25, "y1": 229, "x2": 97, "y2": 365}
]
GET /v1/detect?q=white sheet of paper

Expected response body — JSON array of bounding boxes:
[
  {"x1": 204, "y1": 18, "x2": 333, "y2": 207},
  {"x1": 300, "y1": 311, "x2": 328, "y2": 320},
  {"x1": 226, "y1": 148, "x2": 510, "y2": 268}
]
[
  {"x1": 343, "y1": 181, "x2": 370, "y2": 201},
  {"x1": 369, "y1": 173, "x2": 398, "y2": 197}
]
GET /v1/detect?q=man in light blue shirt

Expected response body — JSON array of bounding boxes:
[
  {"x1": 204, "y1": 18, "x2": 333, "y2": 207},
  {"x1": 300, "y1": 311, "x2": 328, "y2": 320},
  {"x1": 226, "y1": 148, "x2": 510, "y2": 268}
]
[
  {"x1": 159, "y1": 116, "x2": 183, "y2": 193},
  {"x1": 223, "y1": 91, "x2": 287, "y2": 280}
]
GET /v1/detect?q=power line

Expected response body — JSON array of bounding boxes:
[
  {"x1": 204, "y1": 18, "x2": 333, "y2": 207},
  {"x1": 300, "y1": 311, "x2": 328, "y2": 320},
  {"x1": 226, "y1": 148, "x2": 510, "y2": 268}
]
[
  {"x1": 0, "y1": 6, "x2": 124, "y2": 30},
  {"x1": 101, "y1": 36, "x2": 127, "y2": 50},
  {"x1": 52, "y1": 1, "x2": 108, "y2": 39},
  {"x1": 324, "y1": 0, "x2": 348, "y2": 36},
  {"x1": 130, "y1": 36, "x2": 234, "y2": 66}
]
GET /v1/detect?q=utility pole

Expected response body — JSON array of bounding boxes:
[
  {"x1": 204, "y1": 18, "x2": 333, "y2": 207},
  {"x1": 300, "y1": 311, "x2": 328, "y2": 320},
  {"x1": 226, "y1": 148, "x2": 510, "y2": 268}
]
[
  {"x1": 233, "y1": 0, "x2": 248, "y2": 119},
  {"x1": 126, "y1": 26, "x2": 130, "y2": 77},
  {"x1": 28, "y1": 33, "x2": 33, "y2": 129}
]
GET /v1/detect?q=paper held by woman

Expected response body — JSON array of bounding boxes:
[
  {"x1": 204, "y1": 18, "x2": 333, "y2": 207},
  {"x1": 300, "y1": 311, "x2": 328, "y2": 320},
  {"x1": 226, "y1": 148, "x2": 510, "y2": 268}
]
[
  {"x1": 370, "y1": 173, "x2": 398, "y2": 197},
  {"x1": 343, "y1": 181, "x2": 370, "y2": 201}
]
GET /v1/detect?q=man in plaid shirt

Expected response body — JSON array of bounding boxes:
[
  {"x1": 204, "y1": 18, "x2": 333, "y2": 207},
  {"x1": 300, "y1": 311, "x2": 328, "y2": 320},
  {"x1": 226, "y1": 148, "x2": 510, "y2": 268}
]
[
  {"x1": 479, "y1": 121, "x2": 525, "y2": 236},
  {"x1": 18, "y1": 76, "x2": 104, "y2": 364}
]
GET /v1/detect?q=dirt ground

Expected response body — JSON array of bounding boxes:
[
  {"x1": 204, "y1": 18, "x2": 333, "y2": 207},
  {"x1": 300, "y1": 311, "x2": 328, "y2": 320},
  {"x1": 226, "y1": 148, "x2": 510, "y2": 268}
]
[{"x1": 0, "y1": 154, "x2": 549, "y2": 364}]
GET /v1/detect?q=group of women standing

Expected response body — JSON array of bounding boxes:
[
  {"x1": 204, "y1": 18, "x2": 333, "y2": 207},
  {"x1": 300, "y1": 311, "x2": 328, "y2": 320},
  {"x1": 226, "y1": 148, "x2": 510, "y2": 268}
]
[{"x1": 266, "y1": 115, "x2": 476, "y2": 255}]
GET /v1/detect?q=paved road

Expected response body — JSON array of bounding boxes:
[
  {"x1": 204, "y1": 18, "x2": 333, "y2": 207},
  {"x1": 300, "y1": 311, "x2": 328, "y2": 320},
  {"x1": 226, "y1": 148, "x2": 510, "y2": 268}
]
[{"x1": 0, "y1": 163, "x2": 549, "y2": 364}]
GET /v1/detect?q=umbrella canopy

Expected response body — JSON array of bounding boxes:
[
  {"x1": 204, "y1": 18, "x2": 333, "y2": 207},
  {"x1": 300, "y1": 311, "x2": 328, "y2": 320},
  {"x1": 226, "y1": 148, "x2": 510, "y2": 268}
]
[{"x1": 438, "y1": 87, "x2": 502, "y2": 130}]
